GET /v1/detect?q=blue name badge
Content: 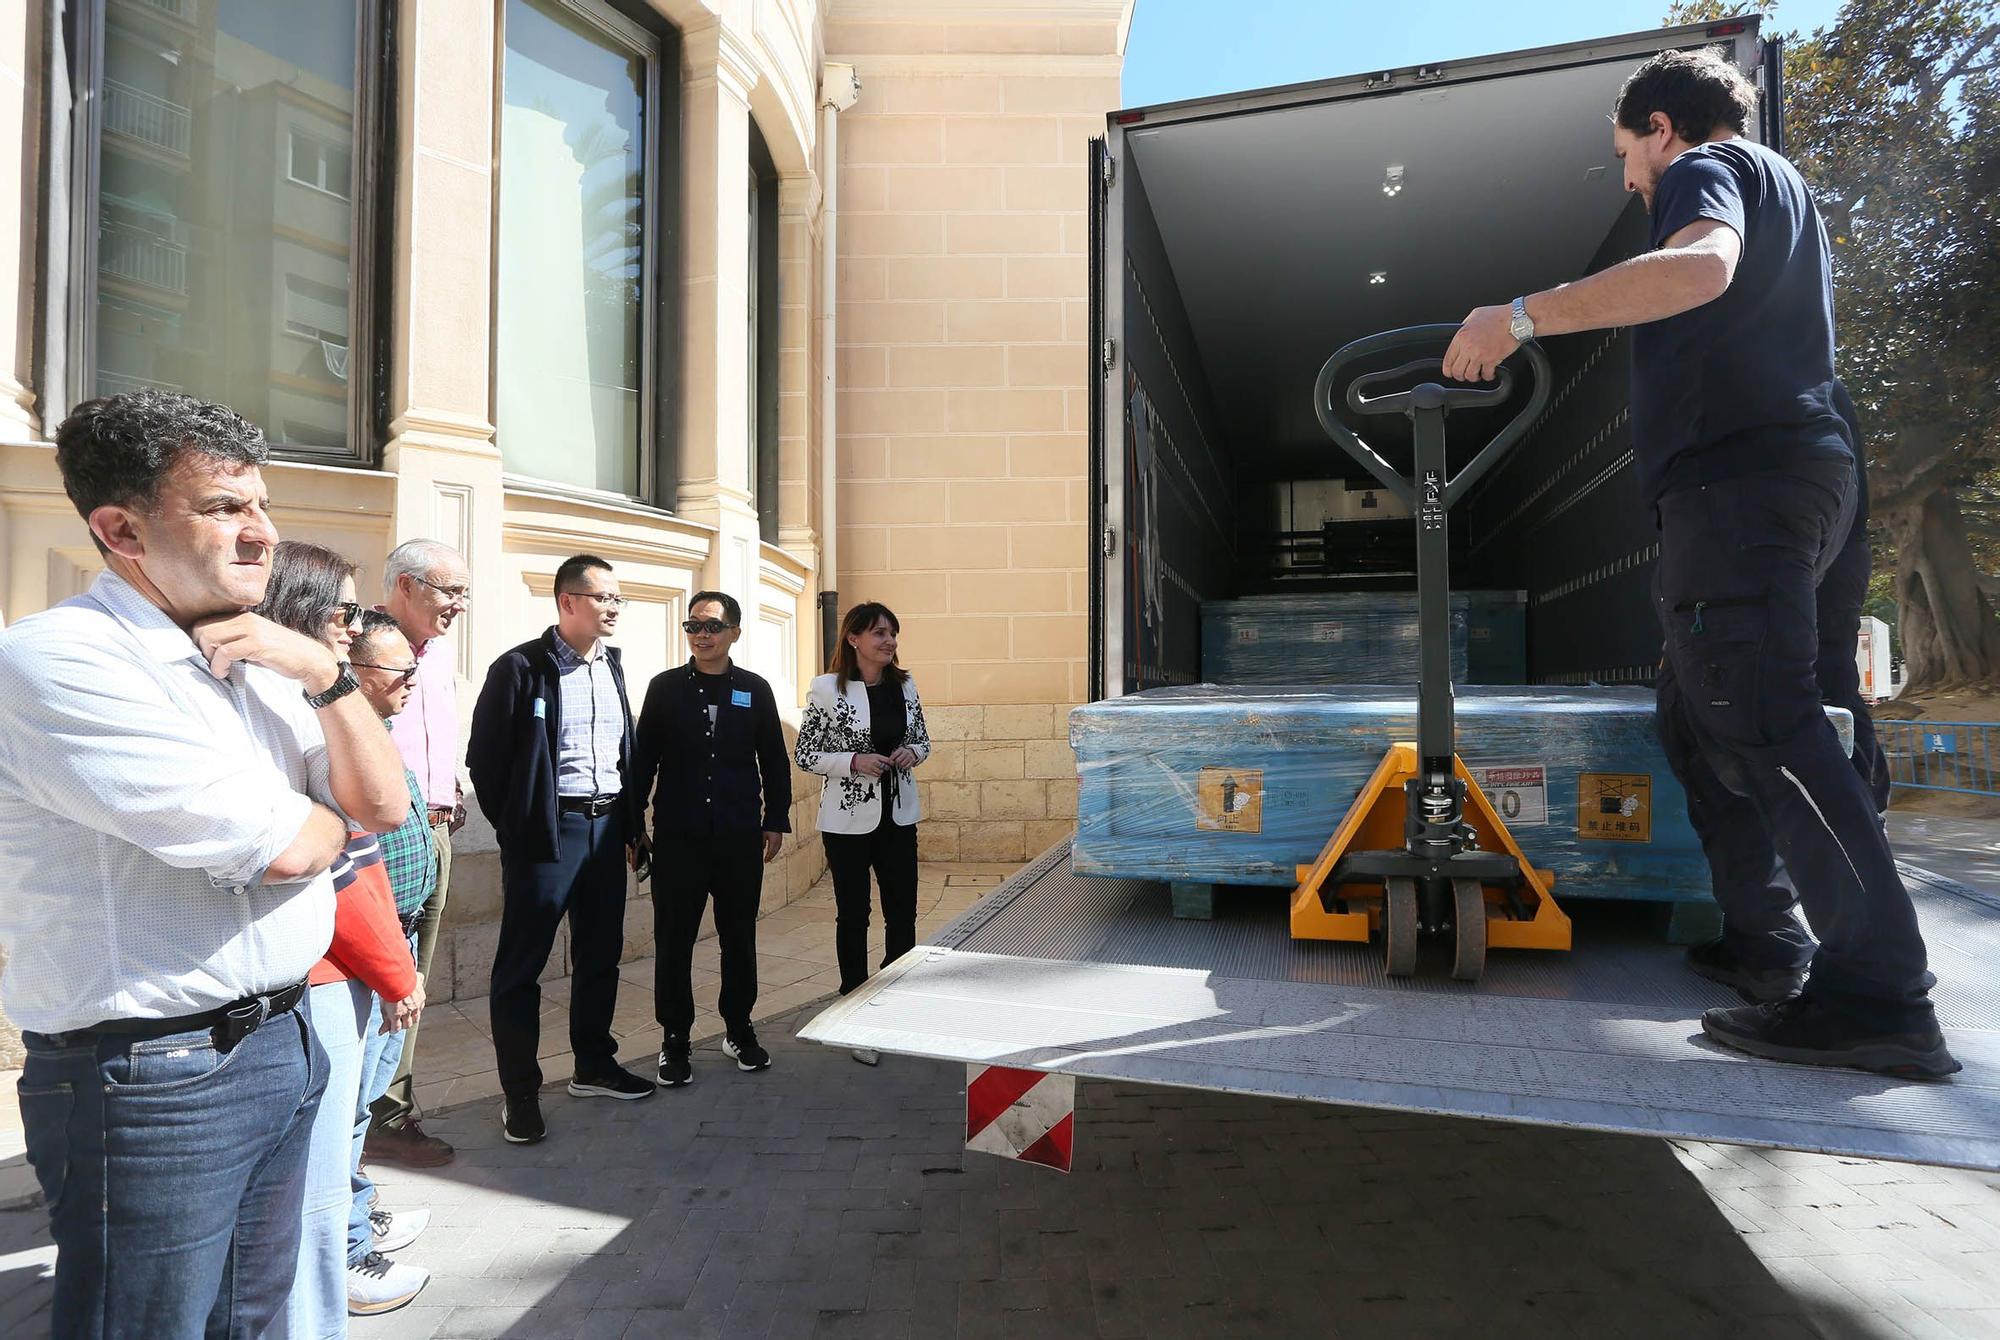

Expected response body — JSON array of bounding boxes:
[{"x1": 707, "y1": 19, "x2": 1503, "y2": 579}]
[
  {"x1": 533, "y1": 697, "x2": 547, "y2": 719},
  {"x1": 731, "y1": 689, "x2": 753, "y2": 708}
]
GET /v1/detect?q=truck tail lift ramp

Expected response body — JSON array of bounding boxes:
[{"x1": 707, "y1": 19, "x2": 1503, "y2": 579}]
[
  {"x1": 798, "y1": 843, "x2": 2000, "y2": 1171},
  {"x1": 1291, "y1": 325, "x2": 1568, "y2": 979}
]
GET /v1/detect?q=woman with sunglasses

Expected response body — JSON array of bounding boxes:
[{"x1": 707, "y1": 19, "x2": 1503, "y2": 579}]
[
  {"x1": 256, "y1": 542, "x2": 432, "y2": 1329},
  {"x1": 796, "y1": 602, "x2": 931, "y2": 1065}
]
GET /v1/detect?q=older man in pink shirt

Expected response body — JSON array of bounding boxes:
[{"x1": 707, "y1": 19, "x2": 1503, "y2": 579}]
[{"x1": 365, "y1": 538, "x2": 470, "y2": 1167}]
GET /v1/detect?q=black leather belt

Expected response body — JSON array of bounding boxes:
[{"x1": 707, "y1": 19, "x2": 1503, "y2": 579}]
[
  {"x1": 559, "y1": 794, "x2": 621, "y2": 817},
  {"x1": 64, "y1": 979, "x2": 309, "y2": 1054}
]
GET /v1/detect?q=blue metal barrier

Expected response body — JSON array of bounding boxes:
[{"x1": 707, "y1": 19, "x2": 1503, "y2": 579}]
[{"x1": 1878, "y1": 719, "x2": 2000, "y2": 795}]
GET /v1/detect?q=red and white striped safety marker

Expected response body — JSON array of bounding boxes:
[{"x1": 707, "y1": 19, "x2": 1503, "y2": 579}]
[{"x1": 964, "y1": 1064, "x2": 1074, "y2": 1173}]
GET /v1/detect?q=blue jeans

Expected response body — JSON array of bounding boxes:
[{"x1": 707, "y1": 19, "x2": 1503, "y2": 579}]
[
  {"x1": 279, "y1": 981, "x2": 369, "y2": 1339},
  {"x1": 347, "y1": 933, "x2": 414, "y2": 1266},
  {"x1": 18, "y1": 994, "x2": 326, "y2": 1340}
]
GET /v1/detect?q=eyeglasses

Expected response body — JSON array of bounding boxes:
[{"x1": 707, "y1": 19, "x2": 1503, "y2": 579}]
[
  {"x1": 569, "y1": 592, "x2": 626, "y2": 609},
  {"x1": 413, "y1": 574, "x2": 471, "y2": 602},
  {"x1": 351, "y1": 660, "x2": 419, "y2": 684},
  {"x1": 683, "y1": 619, "x2": 737, "y2": 636},
  {"x1": 333, "y1": 602, "x2": 363, "y2": 627}
]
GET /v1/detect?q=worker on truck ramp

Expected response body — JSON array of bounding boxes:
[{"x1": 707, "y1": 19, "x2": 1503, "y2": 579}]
[{"x1": 1442, "y1": 47, "x2": 1958, "y2": 1079}]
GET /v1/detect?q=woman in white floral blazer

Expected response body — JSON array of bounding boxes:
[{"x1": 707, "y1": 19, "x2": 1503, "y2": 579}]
[{"x1": 796, "y1": 603, "x2": 930, "y2": 1059}]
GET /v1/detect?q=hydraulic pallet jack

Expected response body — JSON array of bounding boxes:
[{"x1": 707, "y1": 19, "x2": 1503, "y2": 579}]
[{"x1": 1289, "y1": 324, "x2": 1571, "y2": 981}]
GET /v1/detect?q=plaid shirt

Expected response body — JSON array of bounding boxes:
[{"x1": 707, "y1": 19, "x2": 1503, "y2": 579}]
[{"x1": 376, "y1": 764, "x2": 437, "y2": 920}]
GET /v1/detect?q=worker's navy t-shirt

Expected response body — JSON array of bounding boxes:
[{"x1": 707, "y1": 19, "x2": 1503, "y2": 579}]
[{"x1": 1629, "y1": 138, "x2": 1851, "y2": 506}]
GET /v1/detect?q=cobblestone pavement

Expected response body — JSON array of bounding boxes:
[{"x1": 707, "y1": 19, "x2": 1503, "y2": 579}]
[{"x1": 3, "y1": 858, "x2": 1999, "y2": 1338}]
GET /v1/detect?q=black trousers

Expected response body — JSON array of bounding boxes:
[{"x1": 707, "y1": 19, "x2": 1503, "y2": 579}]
[
  {"x1": 654, "y1": 831, "x2": 764, "y2": 1038},
  {"x1": 1653, "y1": 461, "x2": 1934, "y2": 1021},
  {"x1": 823, "y1": 816, "x2": 919, "y2": 994},
  {"x1": 490, "y1": 809, "x2": 627, "y2": 1097}
]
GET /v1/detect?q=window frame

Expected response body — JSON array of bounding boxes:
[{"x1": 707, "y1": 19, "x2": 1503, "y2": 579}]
[
  {"x1": 49, "y1": 0, "x2": 394, "y2": 468},
  {"x1": 490, "y1": 0, "x2": 681, "y2": 513},
  {"x1": 749, "y1": 118, "x2": 779, "y2": 544}
]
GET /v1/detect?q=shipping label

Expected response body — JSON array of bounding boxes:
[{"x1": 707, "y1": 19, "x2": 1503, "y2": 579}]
[
  {"x1": 1196, "y1": 767, "x2": 1263, "y2": 833},
  {"x1": 1468, "y1": 763, "x2": 1547, "y2": 827},
  {"x1": 1578, "y1": 772, "x2": 1653, "y2": 843}
]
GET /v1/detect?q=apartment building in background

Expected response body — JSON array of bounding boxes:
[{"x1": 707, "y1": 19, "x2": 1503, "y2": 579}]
[{"x1": 0, "y1": 0, "x2": 1133, "y2": 1057}]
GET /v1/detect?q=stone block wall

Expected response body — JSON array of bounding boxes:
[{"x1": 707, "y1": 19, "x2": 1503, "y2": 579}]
[
  {"x1": 826, "y1": 0, "x2": 1127, "y2": 861},
  {"x1": 914, "y1": 703, "x2": 1078, "y2": 864}
]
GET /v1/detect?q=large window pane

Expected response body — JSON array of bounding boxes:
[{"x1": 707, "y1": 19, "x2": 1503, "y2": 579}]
[
  {"x1": 94, "y1": 0, "x2": 362, "y2": 456},
  {"x1": 497, "y1": 0, "x2": 650, "y2": 497}
]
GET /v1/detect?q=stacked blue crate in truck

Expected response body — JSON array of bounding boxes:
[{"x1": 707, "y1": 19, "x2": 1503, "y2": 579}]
[
  {"x1": 1116, "y1": 152, "x2": 1235, "y2": 692},
  {"x1": 1463, "y1": 201, "x2": 1662, "y2": 685},
  {"x1": 1071, "y1": 684, "x2": 1854, "y2": 904},
  {"x1": 1199, "y1": 591, "x2": 1527, "y2": 685}
]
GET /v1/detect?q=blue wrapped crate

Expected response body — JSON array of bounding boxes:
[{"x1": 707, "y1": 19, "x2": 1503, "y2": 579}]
[
  {"x1": 1070, "y1": 684, "x2": 1854, "y2": 907},
  {"x1": 1199, "y1": 591, "x2": 1527, "y2": 685}
]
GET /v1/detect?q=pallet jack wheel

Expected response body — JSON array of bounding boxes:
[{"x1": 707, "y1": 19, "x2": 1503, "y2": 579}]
[
  {"x1": 1383, "y1": 877, "x2": 1419, "y2": 977},
  {"x1": 1450, "y1": 878, "x2": 1488, "y2": 982}
]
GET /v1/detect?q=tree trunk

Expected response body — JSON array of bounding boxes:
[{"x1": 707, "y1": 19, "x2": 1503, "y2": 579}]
[{"x1": 1882, "y1": 486, "x2": 2000, "y2": 692}]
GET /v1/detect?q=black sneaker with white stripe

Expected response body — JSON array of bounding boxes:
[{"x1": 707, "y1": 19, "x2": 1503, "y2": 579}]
[
  {"x1": 568, "y1": 1063, "x2": 656, "y2": 1100},
  {"x1": 722, "y1": 1030, "x2": 771, "y2": 1072},
  {"x1": 658, "y1": 1035, "x2": 692, "y2": 1087}
]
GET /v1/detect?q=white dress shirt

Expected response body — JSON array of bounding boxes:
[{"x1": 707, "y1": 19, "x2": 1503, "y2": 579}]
[{"x1": 0, "y1": 571, "x2": 336, "y2": 1034}]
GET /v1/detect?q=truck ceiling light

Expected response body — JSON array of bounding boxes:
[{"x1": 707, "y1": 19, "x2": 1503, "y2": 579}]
[
  {"x1": 1383, "y1": 164, "x2": 1405, "y2": 197},
  {"x1": 1369, "y1": 271, "x2": 1388, "y2": 285}
]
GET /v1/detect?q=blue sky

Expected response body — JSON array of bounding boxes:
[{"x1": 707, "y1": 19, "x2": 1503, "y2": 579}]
[{"x1": 1122, "y1": 0, "x2": 1849, "y2": 107}]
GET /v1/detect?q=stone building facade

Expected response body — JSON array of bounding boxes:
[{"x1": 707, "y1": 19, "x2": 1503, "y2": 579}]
[{"x1": 0, "y1": 0, "x2": 1131, "y2": 1060}]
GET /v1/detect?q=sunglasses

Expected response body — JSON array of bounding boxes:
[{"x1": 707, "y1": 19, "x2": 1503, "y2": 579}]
[
  {"x1": 683, "y1": 619, "x2": 737, "y2": 636},
  {"x1": 333, "y1": 602, "x2": 363, "y2": 627},
  {"x1": 351, "y1": 660, "x2": 419, "y2": 685}
]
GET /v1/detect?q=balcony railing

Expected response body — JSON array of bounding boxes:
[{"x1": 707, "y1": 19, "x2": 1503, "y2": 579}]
[
  {"x1": 102, "y1": 79, "x2": 191, "y2": 159},
  {"x1": 99, "y1": 221, "x2": 188, "y2": 295},
  {"x1": 96, "y1": 369, "x2": 183, "y2": 398}
]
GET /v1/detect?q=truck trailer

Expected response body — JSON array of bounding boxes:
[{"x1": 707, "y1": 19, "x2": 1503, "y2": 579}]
[{"x1": 803, "y1": 15, "x2": 2000, "y2": 1170}]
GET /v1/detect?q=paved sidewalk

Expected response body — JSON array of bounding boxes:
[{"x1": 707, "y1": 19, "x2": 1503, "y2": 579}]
[{"x1": 3, "y1": 858, "x2": 1999, "y2": 1338}]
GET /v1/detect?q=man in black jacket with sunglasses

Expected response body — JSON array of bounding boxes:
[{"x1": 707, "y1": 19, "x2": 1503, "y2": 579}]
[{"x1": 630, "y1": 590, "x2": 792, "y2": 1085}]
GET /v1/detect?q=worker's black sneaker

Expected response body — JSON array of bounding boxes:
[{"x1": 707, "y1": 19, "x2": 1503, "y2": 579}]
[
  {"x1": 501, "y1": 1094, "x2": 545, "y2": 1145},
  {"x1": 722, "y1": 1030, "x2": 771, "y2": 1072},
  {"x1": 1685, "y1": 937, "x2": 1806, "y2": 1004},
  {"x1": 1702, "y1": 995, "x2": 1962, "y2": 1079},
  {"x1": 569, "y1": 1064, "x2": 656, "y2": 1100},
  {"x1": 658, "y1": 1036, "x2": 693, "y2": 1087}
]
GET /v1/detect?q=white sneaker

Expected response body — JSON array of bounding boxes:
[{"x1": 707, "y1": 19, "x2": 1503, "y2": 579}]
[
  {"x1": 851, "y1": 1047, "x2": 880, "y2": 1066},
  {"x1": 347, "y1": 1250, "x2": 430, "y2": 1315},
  {"x1": 370, "y1": 1206, "x2": 431, "y2": 1254}
]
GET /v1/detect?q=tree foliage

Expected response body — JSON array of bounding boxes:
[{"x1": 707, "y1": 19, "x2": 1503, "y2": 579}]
[{"x1": 1667, "y1": 0, "x2": 2000, "y2": 689}]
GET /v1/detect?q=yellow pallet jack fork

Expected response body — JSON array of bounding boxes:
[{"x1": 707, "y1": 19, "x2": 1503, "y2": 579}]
[
  {"x1": 1290, "y1": 743, "x2": 1570, "y2": 978},
  {"x1": 1286, "y1": 324, "x2": 1571, "y2": 980}
]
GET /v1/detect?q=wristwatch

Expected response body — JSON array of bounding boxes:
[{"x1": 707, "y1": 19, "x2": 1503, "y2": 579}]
[
  {"x1": 1509, "y1": 296, "x2": 1536, "y2": 342},
  {"x1": 303, "y1": 664, "x2": 361, "y2": 709}
]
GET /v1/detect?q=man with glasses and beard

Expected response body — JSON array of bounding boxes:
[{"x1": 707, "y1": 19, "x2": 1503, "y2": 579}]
[
  {"x1": 468, "y1": 554, "x2": 653, "y2": 1145},
  {"x1": 629, "y1": 591, "x2": 792, "y2": 1085}
]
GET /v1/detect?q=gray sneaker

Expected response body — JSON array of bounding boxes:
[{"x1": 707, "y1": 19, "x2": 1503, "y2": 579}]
[{"x1": 347, "y1": 1250, "x2": 430, "y2": 1315}]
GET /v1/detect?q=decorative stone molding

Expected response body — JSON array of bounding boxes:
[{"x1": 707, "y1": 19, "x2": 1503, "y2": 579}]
[{"x1": 684, "y1": 21, "x2": 764, "y2": 104}]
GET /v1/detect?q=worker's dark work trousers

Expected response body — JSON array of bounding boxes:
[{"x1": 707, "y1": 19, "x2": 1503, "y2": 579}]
[
  {"x1": 490, "y1": 809, "x2": 628, "y2": 1097},
  {"x1": 824, "y1": 816, "x2": 919, "y2": 994},
  {"x1": 1653, "y1": 461, "x2": 1934, "y2": 1021},
  {"x1": 654, "y1": 832, "x2": 763, "y2": 1038}
]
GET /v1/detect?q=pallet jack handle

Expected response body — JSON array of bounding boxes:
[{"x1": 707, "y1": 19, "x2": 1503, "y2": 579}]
[{"x1": 1311, "y1": 323, "x2": 1551, "y2": 511}]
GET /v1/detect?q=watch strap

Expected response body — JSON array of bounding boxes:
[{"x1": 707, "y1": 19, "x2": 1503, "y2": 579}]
[{"x1": 303, "y1": 665, "x2": 361, "y2": 710}]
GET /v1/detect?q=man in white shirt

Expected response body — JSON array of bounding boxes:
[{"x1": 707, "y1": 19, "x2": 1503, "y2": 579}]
[{"x1": 0, "y1": 390, "x2": 408, "y2": 1339}]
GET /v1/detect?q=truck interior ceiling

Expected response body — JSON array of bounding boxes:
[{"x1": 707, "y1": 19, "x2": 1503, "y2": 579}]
[{"x1": 1119, "y1": 47, "x2": 1683, "y2": 689}]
